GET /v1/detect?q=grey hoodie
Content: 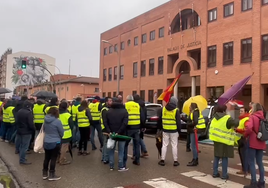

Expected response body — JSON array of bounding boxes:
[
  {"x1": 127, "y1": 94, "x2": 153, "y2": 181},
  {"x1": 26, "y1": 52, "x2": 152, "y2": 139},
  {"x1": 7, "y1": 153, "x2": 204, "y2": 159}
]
[{"x1": 43, "y1": 114, "x2": 64, "y2": 143}]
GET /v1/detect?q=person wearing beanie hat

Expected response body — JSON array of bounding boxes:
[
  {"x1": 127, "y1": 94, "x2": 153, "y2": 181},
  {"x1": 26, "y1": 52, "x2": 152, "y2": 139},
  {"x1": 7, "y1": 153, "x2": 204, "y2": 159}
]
[{"x1": 157, "y1": 96, "x2": 181, "y2": 167}]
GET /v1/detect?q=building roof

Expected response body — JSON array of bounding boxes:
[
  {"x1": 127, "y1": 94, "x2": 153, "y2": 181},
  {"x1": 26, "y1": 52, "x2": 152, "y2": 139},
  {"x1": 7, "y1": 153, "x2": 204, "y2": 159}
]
[
  {"x1": 10, "y1": 51, "x2": 55, "y2": 59},
  {"x1": 57, "y1": 76, "x2": 99, "y2": 84}
]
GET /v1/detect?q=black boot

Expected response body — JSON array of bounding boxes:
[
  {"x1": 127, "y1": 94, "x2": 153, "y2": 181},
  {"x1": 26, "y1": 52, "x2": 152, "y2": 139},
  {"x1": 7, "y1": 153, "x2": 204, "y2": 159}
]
[
  {"x1": 186, "y1": 148, "x2": 191, "y2": 152},
  {"x1": 243, "y1": 182, "x2": 258, "y2": 188},
  {"x1": 187, "y1": 158, "x2": 198, "y2": 166},
  {"x1": 42, "y1": 170, "x2": 48, "y2": 180},
  {"x1": 188, "y1": 159, "x2": 194, "y2": 165},
  {"x1": 158, "y1": 160, "x2": 165, "y2": 166},
  {"x1": 48, "y1": 172, "x2": 61, "y2": 181},
  {"x1": 257, "y1": 181, "x2": 265, "y2": 188}
]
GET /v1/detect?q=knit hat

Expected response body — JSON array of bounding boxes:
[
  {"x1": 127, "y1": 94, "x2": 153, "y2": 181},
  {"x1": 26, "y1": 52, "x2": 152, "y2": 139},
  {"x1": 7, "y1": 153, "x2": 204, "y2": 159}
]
[{"x1": 169, "y1": 96, "x2": 178, "y2": 106}]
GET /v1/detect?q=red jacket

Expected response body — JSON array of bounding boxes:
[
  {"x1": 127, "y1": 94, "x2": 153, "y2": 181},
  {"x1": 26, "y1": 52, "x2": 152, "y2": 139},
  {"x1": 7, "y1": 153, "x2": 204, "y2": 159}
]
[
  {"x1": 235, "y1": 113, "x2": 250, "y2": 134},
  {"x1": 244, "y1": 111, "x2": 266, "y2": 150}
]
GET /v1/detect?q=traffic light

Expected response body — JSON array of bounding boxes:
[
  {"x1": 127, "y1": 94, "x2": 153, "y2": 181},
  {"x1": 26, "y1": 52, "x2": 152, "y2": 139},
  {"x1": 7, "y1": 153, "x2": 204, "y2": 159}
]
[{"x1": 21, "y1": 60, "x2": 26, "y2": 69}]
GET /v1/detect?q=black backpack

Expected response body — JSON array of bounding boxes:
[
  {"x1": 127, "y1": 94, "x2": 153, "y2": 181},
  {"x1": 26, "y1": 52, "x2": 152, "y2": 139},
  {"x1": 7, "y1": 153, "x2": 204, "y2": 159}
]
[{"x1": 255, "y1": 118, "x2": 268, "y2": 141}]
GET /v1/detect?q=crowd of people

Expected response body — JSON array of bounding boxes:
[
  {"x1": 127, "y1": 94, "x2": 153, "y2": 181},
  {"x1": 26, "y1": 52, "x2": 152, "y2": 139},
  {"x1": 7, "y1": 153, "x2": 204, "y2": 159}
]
[{"x1": 0, "y1": 94, "x2": 266, "y2": 188}]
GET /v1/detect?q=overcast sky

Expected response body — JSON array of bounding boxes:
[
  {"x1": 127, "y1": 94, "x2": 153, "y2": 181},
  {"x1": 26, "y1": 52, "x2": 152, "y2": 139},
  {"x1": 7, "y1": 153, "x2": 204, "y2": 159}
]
[{"x1": 0, "y1": 0, "x2": 169, "y2": 77}]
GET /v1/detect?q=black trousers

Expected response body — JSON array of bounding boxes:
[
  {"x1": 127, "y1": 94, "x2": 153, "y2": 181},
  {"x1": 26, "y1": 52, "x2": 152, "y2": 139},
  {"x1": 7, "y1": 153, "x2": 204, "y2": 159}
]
[
  {"x1": 43, "y1": 144, "x2": 61, "y2": 173},
  {"x1": 79, "y1": 127, "x2": 90, "y2": 151},
  {"x1": 186, "y1": 133, "x2": 191, "y2": 149}
]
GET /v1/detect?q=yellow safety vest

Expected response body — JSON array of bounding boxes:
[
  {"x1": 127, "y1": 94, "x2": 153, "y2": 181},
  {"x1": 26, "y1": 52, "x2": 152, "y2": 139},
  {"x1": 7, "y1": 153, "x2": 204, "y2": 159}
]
[
  {"x1": 33, "y1": 104, "x2": 45, "y2": 124},
  {"x1": 9, "y1": 107, "x2": 15, "y2": 124},
  {"x1": 68, "y1": 106, "x2": 71, "y2": 113},
  {"x1": 59, "y1": 112, "x2": 72, "y2": 139},
  {"x1": 162, "y1": 107, "x2": 177, "y2": 130},
  {"x1": 89, "y1": 102, "x2": 100, "y2": 121},
  {"x1": 3, "y1": 107, "x2": 12, "y2": 123},
  {"x1": 77, "y1": 109, "x2": 90, "y2": 127},
  {"x1": 249, "y1": 109, "x2": 252, "y2": 114},
  {"x1": 71, "y1": 105, "x2": 80, "y2": 121},
  {"x1": 101, "y1": 107, "x2": 108, "y2": 130},
  {"x1": 209, "y1": 115, "x2": 235, "y2": 146},
  {"x1": 234, "y1": 117, "x2": 249, "y2": 144},
  {"x1": 0, "y1": 101, "x2": 3, "y2": 108},
  {"x1": 45, "y1": 106, "x2": 58, "y2": 114},
  {"x1": 125, "y1": 101, "x2": 140, "y2": 125},
  {"x1": 190, "y1": 109, "x2": 206, "y2": 129}
]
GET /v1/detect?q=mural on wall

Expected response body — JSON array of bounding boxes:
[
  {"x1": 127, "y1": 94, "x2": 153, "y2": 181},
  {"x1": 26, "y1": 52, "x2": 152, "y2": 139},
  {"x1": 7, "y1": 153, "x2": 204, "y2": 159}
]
[{"x1": 11, "y1": 56, "x2": 48, "y2": 86}]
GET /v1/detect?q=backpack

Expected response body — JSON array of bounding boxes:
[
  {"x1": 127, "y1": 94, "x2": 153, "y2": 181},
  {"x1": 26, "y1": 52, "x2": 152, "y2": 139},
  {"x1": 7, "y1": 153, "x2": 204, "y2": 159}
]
[{"x1": 255, "y1": 118, "x2": 268, "y2": 141}]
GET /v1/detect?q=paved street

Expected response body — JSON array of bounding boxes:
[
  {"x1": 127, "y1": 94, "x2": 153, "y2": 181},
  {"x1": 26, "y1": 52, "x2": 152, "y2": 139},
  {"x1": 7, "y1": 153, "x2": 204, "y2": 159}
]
[
  {"x1": 0, "y1": 136, "x2": 266, "y2": 188},
  {"x1": 0, "y1": 154, "x2": 19, "y2": 188}
]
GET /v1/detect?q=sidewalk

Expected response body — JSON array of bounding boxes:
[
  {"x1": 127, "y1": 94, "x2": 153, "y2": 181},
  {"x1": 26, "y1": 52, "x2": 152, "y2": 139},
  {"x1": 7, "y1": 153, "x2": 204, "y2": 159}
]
[{"x1": 0, "y1": 156, "x2": 19, "y2": 188}]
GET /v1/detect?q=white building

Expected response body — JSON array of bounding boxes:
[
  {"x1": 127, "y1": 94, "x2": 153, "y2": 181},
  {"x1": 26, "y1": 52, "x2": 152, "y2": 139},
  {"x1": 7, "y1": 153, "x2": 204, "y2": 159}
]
[{"x1": 0, "y1": 50, "x2": 55, "y2": 97}]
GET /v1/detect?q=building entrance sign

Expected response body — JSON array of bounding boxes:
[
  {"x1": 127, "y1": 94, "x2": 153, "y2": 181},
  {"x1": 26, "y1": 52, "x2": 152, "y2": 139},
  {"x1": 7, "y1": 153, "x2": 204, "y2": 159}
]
[{"x1": 167, "y1": 41, "x2": 201, "y2": 52}]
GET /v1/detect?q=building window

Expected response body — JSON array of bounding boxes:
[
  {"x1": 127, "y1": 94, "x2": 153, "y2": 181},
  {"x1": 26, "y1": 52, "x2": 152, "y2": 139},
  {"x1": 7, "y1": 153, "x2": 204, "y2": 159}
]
[
  {"x1": 140, "y1": 90, "x2": 145, "y2": 100},
  {"x1": 103, "y1": 69, "x2": 107, "y2": 81},
  {"x1": 104, "y1": 48, "x2": 107, "y2": 55},
  {"x1": 263, "y1": 0, "x2": 268, "y2": 5},
  {"x1": 114, "y1": 44, "x2": 118, "y2": 52},
  {"x1": 133, "y1": 62, "x2": 138, "y2": 78},
  {"x1": 132, "y1": 90, "x2": 137, "y2": 96},
  {"x1": 208, "y1": 8, "x2": 217, "y2": 22},
  {"x1": 207, "y1": 45, "x2": 217, "y2": 67},
  {"x1": 149, "y1": 59, "x2": 154, "y2": 76},
  {"x1": 120, "y1": 65, "x2": 124, "y2": 80},
  {"x1": 134, "y1": 37, "x2": 138, "y2": 46},
  {"x1": 127, "y1": 39, "x2": 131, "y2": 46},
  {"x1": 95, "y1": 88, "x2": 99, "y2": 92},
  {"x1": 159, "y1": 27, "x2": 164, "y2": 38},
  {"x1": 150, "y1": 31, "x2": 155, "y2": 41},
  {"x1": 108, "y1": 67, "x2": 112, "y2": 81},
  {"x1": 141, "y1": 60, "x2": 146, "y2": 77},
  {"x1": 223, "y1": 42, "x2": 233, "y2": 65},
  {"x1": 114, "y1": 66, "x2": 117, "y2": 80},
  {"x1": 109, "y1": 46, "x2": 113, "y2": 54},
  {"x1": 121, "y1": 42, "x2": 125, "y2": 50},
  {"x1": 241, "y1": 38, "x2": 252, "y2": 63},
  {"x1": 113, "y1": 91, "x2": 117, "y2": 97},
  {"x1": 224, "y1": 2, "x2": 234, "y2": 17},
  {"x1": 103, "y1": 92, "x2": 106, "y2": 98},
  {"x1": 157, "y1": 89, "x2": 163, "y2": 104},
  {"x1": 148, "y1": 90, "x2": 154, "y2": 103},
  {"x1": 262, "y1": 35, "x2": 268, "y2": 61},
  {"x1": 242, "y1": 0, "x2": 252, "y2": 11},
  {"x1": 142, "y1": 34, "x2": 147, "y2": 43},
  {"x1": 158, "y1": 56, "x2": 163, "y2": 74},
  {"x1": 108, "y1": 92, "x2": 111, "y2": 97}
]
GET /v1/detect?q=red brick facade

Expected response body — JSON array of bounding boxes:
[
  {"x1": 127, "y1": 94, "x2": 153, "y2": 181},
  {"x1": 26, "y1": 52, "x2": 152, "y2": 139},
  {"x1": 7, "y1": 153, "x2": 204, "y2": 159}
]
[{"x1": 100, "y1": 0, "x2": 268, "y2": 107}]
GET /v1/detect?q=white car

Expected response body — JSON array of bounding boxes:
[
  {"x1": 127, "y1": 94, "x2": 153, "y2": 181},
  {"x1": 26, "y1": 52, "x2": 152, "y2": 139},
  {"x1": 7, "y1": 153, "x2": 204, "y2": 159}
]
[{"x1": 145, "y1": 103, "x2": 162, "y2": 108}]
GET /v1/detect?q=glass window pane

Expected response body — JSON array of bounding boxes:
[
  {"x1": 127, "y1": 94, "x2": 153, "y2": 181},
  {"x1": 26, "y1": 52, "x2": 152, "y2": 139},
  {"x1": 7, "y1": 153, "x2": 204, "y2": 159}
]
[{"x1": 229, "y1": 4, "x2": 234, "y2": 14}]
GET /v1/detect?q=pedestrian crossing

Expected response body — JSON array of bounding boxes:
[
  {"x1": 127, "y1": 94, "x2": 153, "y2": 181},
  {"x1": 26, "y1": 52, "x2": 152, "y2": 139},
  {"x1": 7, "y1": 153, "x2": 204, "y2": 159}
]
[{"x1": 112, "y1": 160, "x2": 268, "y2": 188}]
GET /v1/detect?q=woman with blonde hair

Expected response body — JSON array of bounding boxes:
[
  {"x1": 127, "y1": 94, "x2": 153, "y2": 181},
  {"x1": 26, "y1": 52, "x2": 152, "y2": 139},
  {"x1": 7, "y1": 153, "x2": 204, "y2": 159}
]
[{"x1": 244, "y1": 103, "x2": 266, "y2": 188}]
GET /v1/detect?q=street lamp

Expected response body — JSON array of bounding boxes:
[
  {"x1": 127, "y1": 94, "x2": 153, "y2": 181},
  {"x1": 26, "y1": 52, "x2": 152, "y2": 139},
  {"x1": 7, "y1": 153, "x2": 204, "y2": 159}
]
[
  {"x1": 102, "y1": 40, "x2": 120, "y2": 95},
  {"x1": 48, "y1": 64, "x2": 62, "y2": 98}
]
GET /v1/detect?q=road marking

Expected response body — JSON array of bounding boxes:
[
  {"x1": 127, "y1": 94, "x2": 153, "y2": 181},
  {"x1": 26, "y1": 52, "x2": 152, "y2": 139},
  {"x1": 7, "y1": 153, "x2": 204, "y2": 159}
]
[
  {"x1": 181, "y1": 171, "x2": 244, "y2": 188},
  {"x1": 143, "y1": 177, "x2": 188, "y2": 188},
  {"x1": 237, "y1": 162, "x2": 268, "y2": 171},
  {"x1": 219, "y1": 167, "x2": 268, "y2": 183}
]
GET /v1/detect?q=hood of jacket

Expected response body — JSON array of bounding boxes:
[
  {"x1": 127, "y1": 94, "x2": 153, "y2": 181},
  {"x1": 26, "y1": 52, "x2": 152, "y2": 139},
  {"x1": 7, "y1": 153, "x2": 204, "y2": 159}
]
[
  {"x1": 165, "y1": 102, "x2": 177, "y2": 111},
  {"x1": 4, "y1": 100, "x2": 13, "y2": 109},
  {"x1": 111, "y1": 102, "x2": 124, "y2": 109},
  {"x1": 36, "y1": 99, "x2": 46, "y2": 105},
  {"x1": 74, "y1": 101, "x2": 81, "y2": 106},
  {"x1": 239, "y1": 113, "x2": 250, "y2": 120},
  {"x1": 214, "y1": 112, "x2": 228, "y2": 120},
  {"x1": 23, "y1": 100, "x2": 33, "y2": 109},
  {"x1": 252, "y1": 110, "x2": 265, "y2": 119},
  {"x1": 59, "y1": 109, "x2": 68, "y2": 114},
  {"x1": 45, "y1": 114, "x2": 57, "y2": 123}
]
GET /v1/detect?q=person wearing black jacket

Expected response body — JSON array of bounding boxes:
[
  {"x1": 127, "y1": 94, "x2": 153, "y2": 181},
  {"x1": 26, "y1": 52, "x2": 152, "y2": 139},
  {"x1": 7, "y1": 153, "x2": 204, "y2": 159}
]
[
  {"x1": 101, "y1": 97, "x2": 112, "y2": 164},
  {"x1": 105, "y1": 98, "x2": 128, "y2": 172},
  {"x1": 15, "y1": 100, "x2": 35, "y2": 165},
  {"x1": 157, "y1": 96, "x2": 181, "y2": 167}
]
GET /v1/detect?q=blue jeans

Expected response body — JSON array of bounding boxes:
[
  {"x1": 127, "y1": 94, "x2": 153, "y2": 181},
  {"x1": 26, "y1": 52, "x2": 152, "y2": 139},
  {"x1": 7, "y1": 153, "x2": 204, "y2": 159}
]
[
  {"x1": 15, "y1": 134, "x2": 32, "y2": 163},
  {"x1": 248, "y1": 148, "x2": 265, "y2": 183},
  {"x1": 102, "y1": 134, "x2": 109, "y2": 162},
  {"x1": 109, "y1": 140, "x2": 125, "y2": 169},
  {"x1": 1, "y1": 123, "x2": 13, "y2": 140},
  {"x1": 133, "y1": 138, "x2": 147, "y2": 156},
  {"x1": 72, "y1": 126, "x2": 80, "y2": 144},
  {"x1": 90, "y1": 122, "x2": 103, "y2": 148},
  {"x1": 190, "y1": 133, "x2": 200, "y2": 159},
  {"x1": 213, "y1": 157, "x2": 228, "y2": 178},
  {"x1": 0, "y1": 121, "x2": 3, "y2": 137},
  {"x1": 123, "y1": 129, "x2": 140, "y2": 167}
]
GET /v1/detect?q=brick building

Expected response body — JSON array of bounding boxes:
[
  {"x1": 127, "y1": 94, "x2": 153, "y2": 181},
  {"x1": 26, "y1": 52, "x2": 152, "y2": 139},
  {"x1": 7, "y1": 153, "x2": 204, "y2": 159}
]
[
  {"x1": 99, "y1": 0, "x2": 268, "y2": 108},
  {"x1": 15, "y1": 74, "x2": 99, "y2": 100}
]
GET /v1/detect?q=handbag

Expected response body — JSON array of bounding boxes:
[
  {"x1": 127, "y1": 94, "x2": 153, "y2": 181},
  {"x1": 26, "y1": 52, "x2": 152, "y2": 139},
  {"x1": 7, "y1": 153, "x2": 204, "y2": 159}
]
[
  {"x1": 107, "y1": 138, "x2": 116, "y2": 149},
  {"x1": 34, "y1": 124, "x2": 45, "y2": 153}
]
